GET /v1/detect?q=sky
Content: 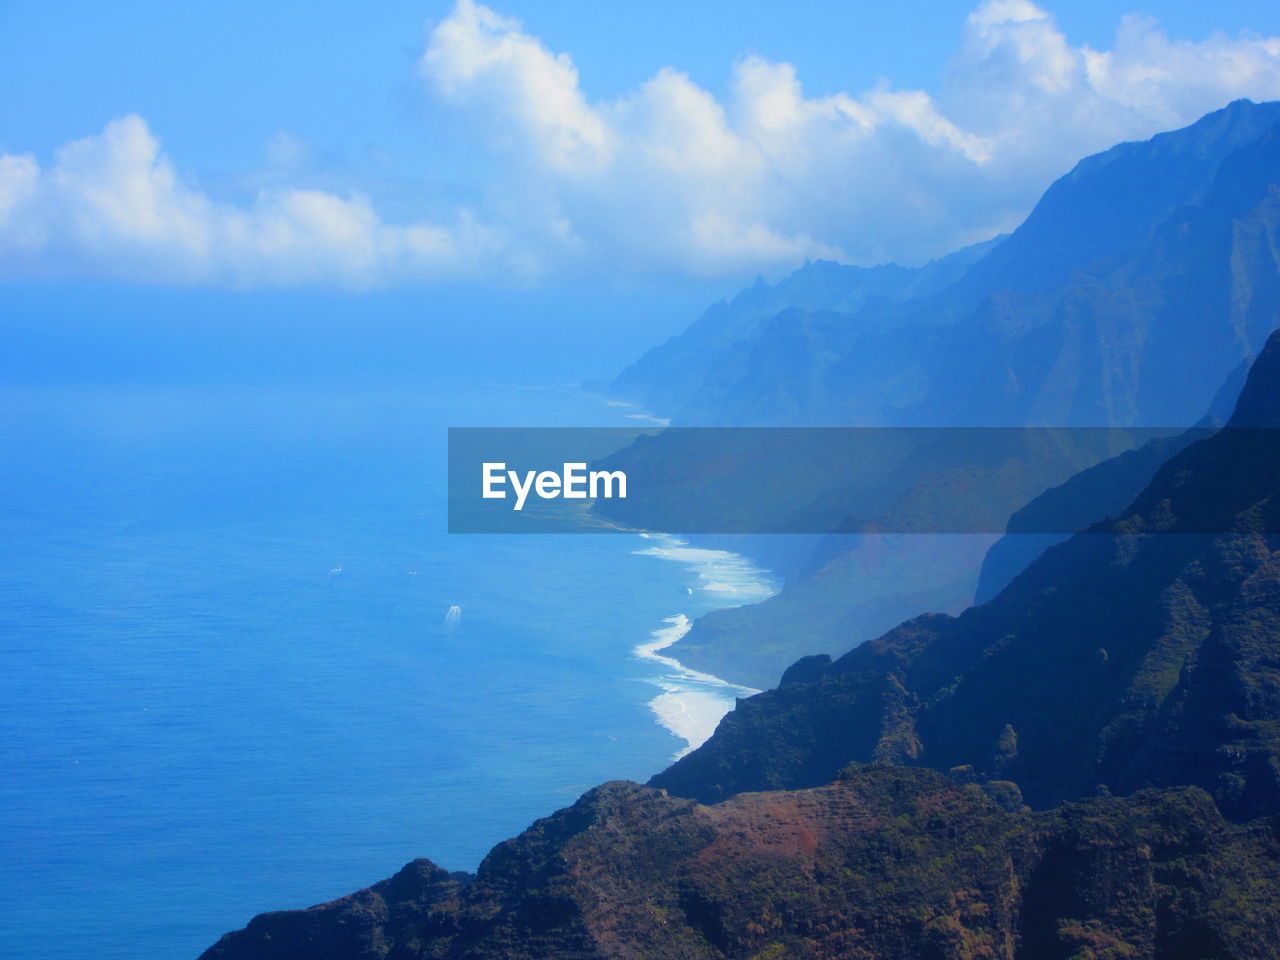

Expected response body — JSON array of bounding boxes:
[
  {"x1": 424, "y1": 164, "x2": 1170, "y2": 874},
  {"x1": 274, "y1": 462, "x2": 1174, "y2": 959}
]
[{"x1": 3, "y1": 0, "x2": 1280, "y2": 296}]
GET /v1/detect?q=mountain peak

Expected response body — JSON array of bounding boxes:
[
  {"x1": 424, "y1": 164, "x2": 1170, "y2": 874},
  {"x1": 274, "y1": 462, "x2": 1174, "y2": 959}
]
[{"x1": 954, "y1": 99, "x2": 1280, "y2": 298}]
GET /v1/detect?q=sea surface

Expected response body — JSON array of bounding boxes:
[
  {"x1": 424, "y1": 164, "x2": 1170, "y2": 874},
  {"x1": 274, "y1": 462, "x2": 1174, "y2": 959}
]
[{"x1": 0, "y1": 381, "x2": 774, "y2": 960}]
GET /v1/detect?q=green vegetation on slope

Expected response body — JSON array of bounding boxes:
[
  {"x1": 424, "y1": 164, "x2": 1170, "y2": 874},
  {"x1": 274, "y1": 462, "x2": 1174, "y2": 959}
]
[{"x1": 200, "y1": 769, "x2": 1280, "y2": 960}]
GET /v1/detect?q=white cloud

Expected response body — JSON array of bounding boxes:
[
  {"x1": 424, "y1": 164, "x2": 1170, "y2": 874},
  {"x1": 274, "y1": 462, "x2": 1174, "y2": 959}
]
[
  {"x1": 420, "y1": 0, "x2": 611, "y2": 174},
  {"x1": 4, "y1": 0, "x2": 1280, "y2": 286},
  {"x1": 0, "y1": 115, "x2": 502, "y2": 288},
  {"x1": 415, "y1": 0, "x2": 1280, "y2": 274}
]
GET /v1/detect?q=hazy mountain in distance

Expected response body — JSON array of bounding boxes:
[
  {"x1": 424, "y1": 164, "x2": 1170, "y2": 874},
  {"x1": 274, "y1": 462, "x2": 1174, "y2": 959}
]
[
  {"x1": 613, "y1": 98, "x2": 1280, "y2": 688},
  {"x1": 612, "y1": 98, "x2": 1280, "y2": 430},
  {"x1": 608, "y1": 237, "x2": 1005, "y2": 420}
]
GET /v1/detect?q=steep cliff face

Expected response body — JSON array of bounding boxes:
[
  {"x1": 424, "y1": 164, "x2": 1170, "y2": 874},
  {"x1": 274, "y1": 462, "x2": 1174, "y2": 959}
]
[
  {"x1": 651, "y1": 332, "x2": 1280, "y2": 819},
  {"x1": 602, "y1": 101, "x2": 1280, "y2": 690},
  {"x1": 199, "y1": 769, "x2": 1280, "y2": 960},
  {"x1": 614, "y1": 99, "x2": 1280, "y2": 430}
]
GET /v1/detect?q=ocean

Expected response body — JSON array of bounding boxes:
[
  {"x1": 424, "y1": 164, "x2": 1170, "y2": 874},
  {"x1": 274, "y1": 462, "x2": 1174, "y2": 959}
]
[{"x1": 0, "y1": 380, "x2": 774, "y2": 960}]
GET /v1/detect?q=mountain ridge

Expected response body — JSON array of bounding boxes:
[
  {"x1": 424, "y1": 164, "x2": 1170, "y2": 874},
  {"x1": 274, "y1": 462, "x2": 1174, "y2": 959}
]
[
  {"x1": 613, "y1": 98, "x2": 1280, "y2": 430},
  {"x1": 650, "y1": 330, "x2": 1280, "y2": 821},
  {"x1": 627, "y1": 97, "x2": 1280, "y2": 688},
  {"x1": 198, "y1": 769, "x2": 1280, "y2": 960}
]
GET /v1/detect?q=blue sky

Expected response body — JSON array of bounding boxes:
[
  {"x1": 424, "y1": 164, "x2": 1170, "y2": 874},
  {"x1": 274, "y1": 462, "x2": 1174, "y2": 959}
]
[
  {"x1": 4, "y1": 0, "x2": 1280, "y2": 291},
  {"x1": 5, "y1": 1, "x2": 1280, "y2": 169}
]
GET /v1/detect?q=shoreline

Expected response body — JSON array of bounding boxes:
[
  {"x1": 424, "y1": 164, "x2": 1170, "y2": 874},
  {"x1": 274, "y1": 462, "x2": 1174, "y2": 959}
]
[
  {"x1": 630, "y1": 533, "x2": 776, "y2": 758},
  {"x1": 584, "y1": 391, "x2": 778, "y2": 758}
]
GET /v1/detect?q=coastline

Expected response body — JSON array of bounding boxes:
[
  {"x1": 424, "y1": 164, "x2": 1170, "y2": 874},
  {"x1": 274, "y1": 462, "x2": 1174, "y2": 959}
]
[
  {"x1": 629, "y1": 533, "x2": 776, "y2": 758},
  {"x1": 586, "y1": 391, "x2": 780, "y2": 758}
]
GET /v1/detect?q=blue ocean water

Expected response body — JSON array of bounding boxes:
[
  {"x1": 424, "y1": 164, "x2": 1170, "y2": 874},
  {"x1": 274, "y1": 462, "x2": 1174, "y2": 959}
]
[{"x1": 0, "y1": 381, "x2": 773, "y2": 960}]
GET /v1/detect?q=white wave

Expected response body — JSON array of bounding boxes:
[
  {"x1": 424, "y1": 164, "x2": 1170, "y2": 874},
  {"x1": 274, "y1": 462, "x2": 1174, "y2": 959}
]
[
  {"x1": 632, "y1": 535, "x2": 776, "y2": 607},
  {"x1": 632, "y1": 614, "x2": 757, "y2": 757},
  {"x1": 648, "y1": 690, "x2": 739, "y2": 757},
  {"x1": 629, "y1": 536, "x2": 777, "y2": 757},
  {"x1": 442, "y1": 604, "x2": 462, "y2": 630},
  {"x1": 634, "y1": 612, "x2": 693, "y2": 660},
  {"x1": 632, "y1": 614, "x2": 761, "y2": 758}
]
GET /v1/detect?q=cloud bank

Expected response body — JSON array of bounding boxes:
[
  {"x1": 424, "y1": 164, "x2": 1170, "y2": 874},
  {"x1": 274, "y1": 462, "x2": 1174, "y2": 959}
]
[
  {"x1": 0, "y1": 115, "x2": 500, "y2": 287},
  {"x1": 4, "y1": 0, "x2": 1280, "y2": 286}
]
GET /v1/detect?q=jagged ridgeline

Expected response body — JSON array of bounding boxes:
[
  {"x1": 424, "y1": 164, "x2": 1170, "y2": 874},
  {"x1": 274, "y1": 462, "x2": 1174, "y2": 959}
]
[
  {"x1": 608, "y1": 98, "x2": 1280, "y2": 689},
  {"x1": 200, "y1": 105, "x2": 1280, "y2": 959},
  {"x1": 654, "y1": 329, "x2": 1280, "y2": 817},
  {"x1": 611, "y1": 98, "x2": 1280, "y2": 430},
  {"x1": 200, "y1": 773, "x2": 1280, "y2": 960}
]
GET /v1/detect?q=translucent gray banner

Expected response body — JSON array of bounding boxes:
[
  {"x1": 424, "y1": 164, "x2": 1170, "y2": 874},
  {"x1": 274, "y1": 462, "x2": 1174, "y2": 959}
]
[{"x1": 447, "y1": 425, "x2": 1272, "y2": 534}]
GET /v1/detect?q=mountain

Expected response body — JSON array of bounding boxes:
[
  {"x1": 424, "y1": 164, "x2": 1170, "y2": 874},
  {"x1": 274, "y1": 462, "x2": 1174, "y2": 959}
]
[
  {"x1": 596, "y1": 422, "x2": 1180, "y2": 690},
  {"x1": 198, "y1": 770, "x2": 1280, "y2": 960},
  {"x1": 921, "y1": 108, "x2": 1280, "y2": 429},
  {"x1": 608, "y1": 237, "x2": 1004, "y2": 420},
  {"x1": 618, "y1": 99, "x2": 1280, "y2": 687},
  {"x1": 971, "y1": 355, "x2": 1250, "y2": 604},
  {"x1": 971, "y1": 433, "x2": 1191, "y2": 606},
  {"x1": 651, "y1": 331, "x2": 1280, "y2": 821},
  {"x1": 613, "y1": 98, "x2": 1280, "y2": 430},
  {"x1": 945, "y1": 97, "x2": 1280, "y2": 300}
]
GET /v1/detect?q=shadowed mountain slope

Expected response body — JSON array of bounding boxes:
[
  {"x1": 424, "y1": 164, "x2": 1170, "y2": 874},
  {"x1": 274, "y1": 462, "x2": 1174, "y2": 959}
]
[
  {"x1": 606, "y1": 100, "x2": 1280, "y2": 690},
  {"x1": 651, "y1": 331, "x2": 1280, "y2": 820}
]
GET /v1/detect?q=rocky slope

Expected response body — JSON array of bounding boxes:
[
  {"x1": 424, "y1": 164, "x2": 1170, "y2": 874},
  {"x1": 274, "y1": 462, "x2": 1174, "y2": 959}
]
[
  {"x1": 200, "y1": 768, "x2": 1280, "y2": 960},
  {"x1": 652, "y1": 332, "x2": 1280, "y2": 821}
]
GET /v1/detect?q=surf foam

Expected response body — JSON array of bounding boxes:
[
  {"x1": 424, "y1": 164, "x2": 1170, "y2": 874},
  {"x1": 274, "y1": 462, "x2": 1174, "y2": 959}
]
[{"x1": 631, "y1": 536, "x2": 777, "y2": 758}]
